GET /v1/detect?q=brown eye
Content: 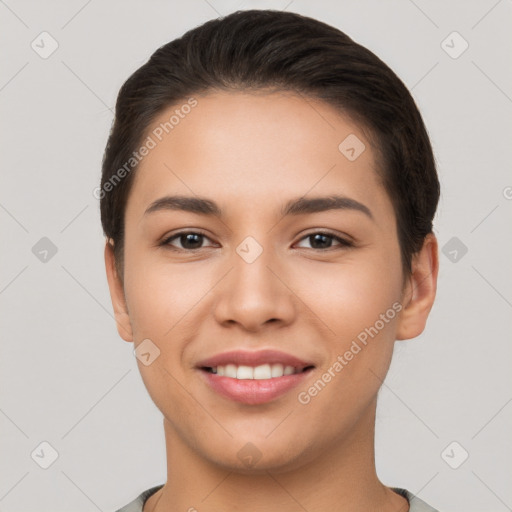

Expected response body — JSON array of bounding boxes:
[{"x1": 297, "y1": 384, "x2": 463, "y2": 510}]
[
  {"x1": 161, "y1": 231, "x2": 215, "y2": 251},
  {"x1": 296, "y1": 232, "x2": 353, "y2": 250}
]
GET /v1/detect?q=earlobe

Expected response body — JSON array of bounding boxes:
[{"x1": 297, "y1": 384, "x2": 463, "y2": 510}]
[
  {"x1": 104, "y1": 240, "x2": 133, "y2": 343},
  {"x1": 396, "y1": 233, "x2": 439, "y2": 341}
]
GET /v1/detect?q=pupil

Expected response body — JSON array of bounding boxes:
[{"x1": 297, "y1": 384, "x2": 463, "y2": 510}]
[
  {"x1": 182, "y1": 233, "x2": 202, "y2": 249},
  {"x1": 311, "y1": 233, "x2": 331, "y2": 249}
]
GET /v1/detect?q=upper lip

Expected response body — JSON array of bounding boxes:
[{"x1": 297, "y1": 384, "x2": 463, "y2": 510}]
[{"x1": 197, "y1": 349, "x2": 314, "y2": 370}]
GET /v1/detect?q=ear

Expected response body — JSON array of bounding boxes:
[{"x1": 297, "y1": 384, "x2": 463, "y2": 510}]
[
  {"x1": 104, "y1": 240, "x2": 133, "y2": 342},
  {"x1": 396, "y1": 233, "x2": 439, "y2": 341}
]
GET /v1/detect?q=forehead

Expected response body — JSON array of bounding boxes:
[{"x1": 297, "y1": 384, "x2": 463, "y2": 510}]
[{"x1": 127, "y1": 90, "x2": 391, "y2": 223}]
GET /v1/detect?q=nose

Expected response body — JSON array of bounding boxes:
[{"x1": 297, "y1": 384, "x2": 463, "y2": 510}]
[{"x1": 212, "y1": 239, "x2": 296, "y2": 332}]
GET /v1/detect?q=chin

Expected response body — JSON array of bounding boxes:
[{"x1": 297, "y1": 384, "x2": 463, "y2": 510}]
[{"x1": 199, "y1": 434, "x2": 319, "y2": 475}]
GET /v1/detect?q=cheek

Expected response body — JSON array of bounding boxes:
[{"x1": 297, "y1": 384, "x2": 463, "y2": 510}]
[
  {"x1": 124, "y1": 249, "x2": 211, "y2": 341},
  {"x1": 291, "y1": 253, "x2": 402, "y2": 405},
  {"x1": 294, "y1": 253, "x2": 402, "y2": 340},
  {"x1": 123, "y1": 254, "x2": 213, "y2": 421}
]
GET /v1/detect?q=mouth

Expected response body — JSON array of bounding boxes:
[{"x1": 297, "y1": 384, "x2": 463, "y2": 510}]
[
  {"x1": 196, "y1": 350, "x2": 316, "y2": 405},
  {"x1": 201, "y1": 363, "x2": 314, "y2": 379}
]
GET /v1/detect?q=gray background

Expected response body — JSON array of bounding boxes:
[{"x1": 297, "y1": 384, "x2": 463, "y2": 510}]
[{"x1": 1, "y1": 0, "x2": 511, "y2": 511}]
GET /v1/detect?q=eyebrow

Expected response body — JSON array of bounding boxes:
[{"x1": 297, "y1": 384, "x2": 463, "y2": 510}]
[{"x1": 144, "y1": 194, "x2": 373, "y2": 220}]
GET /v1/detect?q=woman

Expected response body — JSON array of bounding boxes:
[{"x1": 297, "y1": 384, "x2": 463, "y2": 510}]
[{"x1": 100, "y1": 9, "x2": 440, "y2": 512}]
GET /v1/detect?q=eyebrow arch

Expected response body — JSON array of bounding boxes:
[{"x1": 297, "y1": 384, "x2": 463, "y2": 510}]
[
  {"x1": 143, "y1": 194, "x2": 373, "y2": 220},
  {"x1": 281, "y1": 195, "x2": 373, "y2": 220},
  {"x1": 144, "y1": 196, "x2": 221, "y2": 217}
]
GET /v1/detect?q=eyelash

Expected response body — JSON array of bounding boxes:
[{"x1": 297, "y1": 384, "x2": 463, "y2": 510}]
[{"x1": 159, "y1": 230, "x2": 354, "y2": 252}]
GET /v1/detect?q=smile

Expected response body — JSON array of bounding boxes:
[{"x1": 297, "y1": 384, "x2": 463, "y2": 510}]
[
  {"x1": 197, "y1": 349, "x2": 316, "y2": 405},
  {"x1": 204, "y1": 363, "x2": 311, "y2": 379}
]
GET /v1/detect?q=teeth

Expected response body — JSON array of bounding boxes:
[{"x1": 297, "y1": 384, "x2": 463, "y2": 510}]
[
  {"x1": 271, "y1": 363, "x2": 284, "y2": 377},
  {"x1": 284, "y1": 365, "x2": 294, "y2": 375},
  {"x1": 237, "y1": 365, "x2": 254, "y2": 380},
  {"x1": 225, "y1": 364, "x2": 237, "y2": 378},
  {"x1": 253, "y1": 364, "x2": 271, "y2": 379},
  {"x1": 211, "y1": 363, "x2": 301, "y2": 379}
]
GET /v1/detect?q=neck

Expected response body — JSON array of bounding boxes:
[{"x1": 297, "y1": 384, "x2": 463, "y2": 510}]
[{"x1": 145, "y1": 399, "x2": 408, "y2": 512}]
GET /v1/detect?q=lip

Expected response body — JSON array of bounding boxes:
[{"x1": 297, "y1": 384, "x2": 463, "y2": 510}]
[
  {"x1": 196, "y1": 349, "x2": 315, "y2": 405},
  {"x1": 196, "y1": 349, "x2": 313, "y2": 369},
  {"x1": 199, "y1": 368, "x2": 314, "y2": 405}
]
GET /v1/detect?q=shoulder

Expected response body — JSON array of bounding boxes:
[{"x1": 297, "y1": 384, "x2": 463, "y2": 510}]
[
  {"x1": 114, "y1": 484, "x2": 164, "y2": 512},
  {"x1": 113, "y1": 484, "x2": 441, "y2": 512},
  {"x1": 392, "y1": 487, "x2": 441, "y2": 512}
]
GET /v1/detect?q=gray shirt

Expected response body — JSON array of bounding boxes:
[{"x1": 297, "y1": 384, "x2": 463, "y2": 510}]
[{"x1": 114, "y1": 484, "x2": 440, "y2": 511}]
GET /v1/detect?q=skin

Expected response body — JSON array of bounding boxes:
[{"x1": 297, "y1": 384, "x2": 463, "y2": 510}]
[{"x1": 105, "y1": 90, "x2": 438, "y2": 512}]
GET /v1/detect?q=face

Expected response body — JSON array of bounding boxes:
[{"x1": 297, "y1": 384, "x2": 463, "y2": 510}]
[{"x1": 105, "y1": 90, "x2": 437, "y2": 473}]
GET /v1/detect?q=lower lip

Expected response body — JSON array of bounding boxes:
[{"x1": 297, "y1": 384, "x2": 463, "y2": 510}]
[{"x1": 199, "y1": 368, "x2": 313, "y2": 405}]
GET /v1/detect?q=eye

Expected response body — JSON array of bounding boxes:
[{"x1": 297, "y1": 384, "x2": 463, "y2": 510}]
[
  {"x1": 160, "y1": 231, "x2": 216, "y2": 251},
  {"x1": 160, "y1": 230, "x2": 354, "y2": 252},
  {"x1": 295, "y1": 231, "x2": 353, "y2": 250}
]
